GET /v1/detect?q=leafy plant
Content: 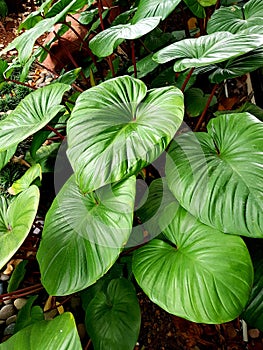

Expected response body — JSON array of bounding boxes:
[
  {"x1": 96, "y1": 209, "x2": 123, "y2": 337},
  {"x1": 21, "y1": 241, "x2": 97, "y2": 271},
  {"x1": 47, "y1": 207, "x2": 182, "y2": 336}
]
[{"x1": 0, "y1": 0, "x2": 263, "y2": 348}]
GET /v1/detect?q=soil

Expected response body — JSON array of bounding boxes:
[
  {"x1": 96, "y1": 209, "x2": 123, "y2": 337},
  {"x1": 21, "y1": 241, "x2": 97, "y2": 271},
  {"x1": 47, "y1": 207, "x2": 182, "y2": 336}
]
[{"x1": 0, "y1": 4, "x2": 263, "y2": 350}]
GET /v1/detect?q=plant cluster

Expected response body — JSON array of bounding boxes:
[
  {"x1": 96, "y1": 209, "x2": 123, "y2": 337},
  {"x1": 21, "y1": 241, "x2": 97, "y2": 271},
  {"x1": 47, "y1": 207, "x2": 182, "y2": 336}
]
[{"x1": 0, "y1": 0, "x2": 262, "y2": 349}]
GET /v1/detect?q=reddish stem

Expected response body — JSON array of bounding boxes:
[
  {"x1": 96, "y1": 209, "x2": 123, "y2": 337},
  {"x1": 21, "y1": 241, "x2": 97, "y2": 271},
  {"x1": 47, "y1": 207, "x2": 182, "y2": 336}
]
[
  {"x1": 6, "y1": 79, "x2": 36, "y2": 90},
  {"x1": 84, "y1": 339, "x2": 92, "y2": 350},
  {"x1": 97, "y1": 0, "x2": 105, "y2": 30},
  {"x1": 215, "y1": 0, "x2": 221, "y2": 9},
  {"x1": 0, "y1": 283, "x2": 43, "y2": 301},
  {"x1": 194, "y1": 84, "x2": 218, "y2": 131},
  {"x1": 107, "y1": 55, "x2": 115, "y2": 77},
  {"x1": 181, "y1": 67, "x2": 195, "y2": 92},
  {"x1": 131, "y1": 40, "x2": 137, "y2": 78},
  {"x1": 46, "y1": 125, "x2": 65, "y2": 140}
]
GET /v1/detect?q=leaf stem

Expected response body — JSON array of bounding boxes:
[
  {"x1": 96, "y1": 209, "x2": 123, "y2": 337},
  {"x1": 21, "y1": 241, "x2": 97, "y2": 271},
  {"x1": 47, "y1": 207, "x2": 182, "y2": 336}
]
[
  {"x1": 194, "y1": 83, "x2": 218, "y2": 131},
  {"x1": 46, "y1": 125, "x2": 65, "y2": 140},
  {"x1": 181, "y1": 67, "x2": 195, "y2": 92},
  {"x1": 5, "y1": 79, "x2": 36, "y2": 90},
  {"x1": 131, "y1": 40, "x2": 137, "y2": 78},
  {"x1": 215, "y1": 0, "x2": 221, "y2": 9}
]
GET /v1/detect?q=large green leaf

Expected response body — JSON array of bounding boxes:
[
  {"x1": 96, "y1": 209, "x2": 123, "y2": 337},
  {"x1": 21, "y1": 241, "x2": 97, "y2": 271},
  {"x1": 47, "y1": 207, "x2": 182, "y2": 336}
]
[
  {"x1": 89, "y1": 17, "x2": 161, "y2": 57},
  {"x1": 207, "y1": 0, "x2": 263, "y2": 34},
  {"x1": 132, "y1": 0, "x2": 181, "y2": 22},
  {"x1": 243, "y1": 243, "x2": 263, "y2": 330},
  {"x1": 18, "y1": 0, "x2": 53, "y2": 31},
  {"x1": 0, "y1": 83, "x2": 69, "y2": 152},
  {"x1": 166, "y1": 113, "x2": 263, "y2": 237},
  {"x1": 37, "y1": 175, "x2": 136, "y2": 295},
  {"x1": 208, "y1": 47, "x2": 263, "y2": 83},
  {"x1": 0, "y1": 146, "x2": 17, "y2": 171},
  {"x1": 133, "y1": 202, "x2": 253, "y2": 324},
  {"x1": 2, "y1": 0, "x2": 80, "y2": 64},
  {"x1": 67, "y1": 76, "x2": 184, "y2": 193},
  {"x1": 85, "y1": 278, "x2": 141, "y2": 350},
  {"x1": 184, "y1": 87, "x2": 217, "y2": 117},
  {"x1": 45, "y1": 0, "x2": 87, "y2": 17},
  {"x1": 0, "y1": 312, "x2": 82, "y2": 350},
  {"x1": 153, "y1": 31, "x2": 263, "y2": 72},
  {"x1": 0, "y1": 186, "x2": 39, "y2": 269}
]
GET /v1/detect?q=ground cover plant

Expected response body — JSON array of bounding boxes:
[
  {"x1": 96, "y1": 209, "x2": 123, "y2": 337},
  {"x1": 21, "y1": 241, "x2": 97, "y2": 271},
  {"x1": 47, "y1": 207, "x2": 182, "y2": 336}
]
[{"x1": 0, "y1": 0, "x2": 262, "y2": 348}]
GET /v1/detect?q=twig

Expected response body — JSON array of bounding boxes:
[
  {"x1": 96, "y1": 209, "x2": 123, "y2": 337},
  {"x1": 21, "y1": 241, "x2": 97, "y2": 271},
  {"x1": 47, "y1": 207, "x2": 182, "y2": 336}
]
[
  {"x1": 46, "y1": 125, "x2": 65, "y2": 140},
  {"x1": 215, "y1": 0, "x2": 221, "y2": 9},
  {"x1": 194, "y1": 84, "x2": 218, "y2": 131},
  {"x1": 181, "y1": 67, "x2": 195, "y2": 92}
]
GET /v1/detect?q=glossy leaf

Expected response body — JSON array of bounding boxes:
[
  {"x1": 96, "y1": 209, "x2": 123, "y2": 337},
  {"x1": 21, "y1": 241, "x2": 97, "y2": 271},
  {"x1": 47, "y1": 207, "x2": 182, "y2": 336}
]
[
  {"x1": 8, "y1": 164, "x2": 42, "y2": 195},
  {"x1": 7, "y1": 260, "x2": 28, "y2": 293},
  {"x1": 45, "y1": 0, "x2": 87, "y2": 18},
  {"x1": 37, "y1": 175, "x2": 136, "y2": 295},
  {"x1": 18, "y1": 0, "x2": 53, "y2": 31},
  {"x1": 153, "y1": 31, "x2": 263, "y2": 72},
  {"x1": 67, "y1": 76, "x2": 184, "y2": 192},
  {"x1": 183, "y1": 0, "x2": 205, "y2": 18},
  {"x1": 0, "y1": 146, "x2": 17, "y2": 171},
  {"x1": 166, "y1": 113, "x2": 263, "y2": 237},
  {"x1": 0, "y1": 312, "x2": 82, "y2": 350},
  {"x1": 184, "y1": 88, "x2": 217, "y2": 117},
  {"x1": 0, "y1": 83, "x2": 70, "y2": 151},
  {"x1": 89, "y1": 17, "x2": 161, "y2": 57},
  {"x1": 209, "y1": 47, "x2": 263, "y2": 83},
  {"x1": 133, "y1": 202, "x2": 253, "y2": 323},
  {"x1": 0, "y1": 186, "x2": 39, "y2": 269},
  {"x1": 197, "y1": 0, "x2": 216, "y2": 6},
  {"x1": 132, "y1": 0, "x2": 181, "y2": 22},
  {"x1": 85, "y1": 278, "x2": 141, "y2": 350},
  {"x1": 207, "y1": 0, "x2": 263, "y2": 34},
  {"x1": 25, "y1": 143, "x2": 60, "y2": 173},
  {"x1": 15, "y1": 296, "x2": 44, "y2": 332}
]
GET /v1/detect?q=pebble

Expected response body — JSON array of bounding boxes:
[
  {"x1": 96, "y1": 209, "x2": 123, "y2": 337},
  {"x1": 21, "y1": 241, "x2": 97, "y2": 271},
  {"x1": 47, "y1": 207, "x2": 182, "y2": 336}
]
[
  {"x1": 3, "y1": 323, "x2": 16, "y2": 336},
  {"x1": 35, "y1": 77, "x2": 45, "y2": 85},
  {"x1": 14, "y1": 298, "x2": 27, "y2": 310},
  {"x1": 6, "y1": 315, "x2": 17, "y2": 326},
  {"x1": 3, "y1": 299, "x2": 12, "y2": 305},
  {"x1": 0, "y1": 320, "x2": 5, "y2": 326},
  {"x1": 0, "y1": 305, "x2": 16, "y2": 320},
  {"x1": 248, "y1": 328, "x2": 260, "y2": 339},
  {"x1": 0, "y1": 273, "x2": 10, "y2": 282}
]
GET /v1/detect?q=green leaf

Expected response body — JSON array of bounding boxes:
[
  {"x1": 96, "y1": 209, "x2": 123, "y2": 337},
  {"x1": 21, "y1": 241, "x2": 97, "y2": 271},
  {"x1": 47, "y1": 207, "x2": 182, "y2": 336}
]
[
  {"x1": 37, "y1": 175, "x2": 136, "y2": 295},
  {"x1": 0, "y1": 146, "x2": 17, "y2": 171},
  {"x1": 18, "y1": 0, "x2": 53, "y2": 31},
  {"x1": 197, "y1": 0, "x2": 216, "y2": 6},
  {"x1": 132, "y1": 0, "x2": 181, "y2": 22},
  {"x1": 243, "y1": 243, "x2": 263, "y2": 330},
  {"x1": 207, "y1": 0, "x2": 263, "y2": 34},
  {"x1": 56, "y1": 68, "x2": 81, "y2": 85},
  {"x1": 67, "y1": 76, "x2": 184, "y2": 192},
  {"x1": 0, "y1": 83, "x2": 70, "y2": 151},
  {"x1": 184, "y1": 87, "x2": 217, "y2": 117},
  {"x1": 166, "y1": 113, "x2": 263, "y2": 237},
  {"x1": 0, "y1": 58, "x2": 8, "y2": 83},
  {"x1": 89, "y1": 17, "x2": 161, "y2": 57},
  {"x1": 208, "y1": 47, "x2": 263, "y2": 84},
  {"x1": 133, "y1": 201, "x2": 253, "y2": 324},
  {"x1": 0, "y1": 312, "x2": 82, "y2": 350},
  {"x1": 25, "y1": 143, "x2": 60, "y2": 173},
  {"x1": 8, "y1": 164, "x2": 42, "y2": 195},
  {"x1": 183, "y1": 0, "x2": 205, "y2": 18},
  {"x1": 15, "y1": 296, "x2": 44, "y2": 332},
  {"x1": 7, "y1": 260, "x2": 28, "y2": 293},
  {"x1": 127, "y1": 53, "x2": 159, "y2": 78},
  {"x1": 85, "y1": 278, "x2": 141, "y2": 350},
  {"x1": 3, "y1": 0, "x2": 81, "y2": 64},
  {"x1": 45, "y1": 0, "x2": 87, "y2": 17},
  {"x1": 218, "y1": 101, "x2": 263, "y2": 122},
  {"x1": 79, "y1": 8, "x2": 98, "y2": 25},
  {"x1": 153, "y1": 31, "x2": 263, "y2": 72},
  {"x1": 0, "y1": 186, "x2": 39, "y2": 269}
]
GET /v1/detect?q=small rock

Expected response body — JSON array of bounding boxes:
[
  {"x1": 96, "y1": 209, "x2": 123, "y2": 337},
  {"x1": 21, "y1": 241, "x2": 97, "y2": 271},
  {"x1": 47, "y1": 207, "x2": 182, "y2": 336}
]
[
  {"x1": 249, "y1": 328, "x2": 260, "y2": 339},
  {"x1": 0, "y1": 273, "x2": 10, "y2": 281},
  {"x1": 77, "y1": 323, "x2": 86, "y2": 340},
  {"x1": 0, "y1": 44, "x2": 4, "y2": 48},
  {"x1": 6, "y1": 315, "x2": 17, "y2": 326},
  {"x1": 3, "y1": 299, "x2": 12, "y2": 305},
  {"x1": 35, "y1": 77, "x2": 45, "y2": 85},
  {"x1": 14, "y1": 298, "x2": 27, "y2": 310},
  {"x1": 0, "y1": 320, "x2": 5, "y2": 326},
  {"x1": 3, "y1": 323, "x2": 16, "y2": 336},
  {"x1": 0, "y1": 305, "x2": 16, "y2": 320},
  {"x1": 45, "y1": 77, "x2": 54, "y2": 83}
]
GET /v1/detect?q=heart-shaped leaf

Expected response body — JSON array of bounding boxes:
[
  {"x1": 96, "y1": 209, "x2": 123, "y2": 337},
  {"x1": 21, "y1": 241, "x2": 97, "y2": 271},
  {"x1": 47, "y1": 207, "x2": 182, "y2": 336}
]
[
  {"x1": 0, "y1": 186, "x2": 39, "y2": 269},
  {"x1": 67, "y1": 76, "x2": 184, "y2": 193},
  {"x1": 153, "y1": 31, "x2": 263, "y2": 72},
  {"x1": 37, "y1": 175, "x2": 136, "y2": 295},
  {"x1": 208, "y1": 47, "x2": 263, "y2": 83},
  {"x1": 166, "y1": 113, "x2": 263, "y2": 237},
  {"x1": 0, "y1": 83, "x2": 70, "y2": 151},
  {"x1": 132, "y1": 0, "x2": 181, "y2": 22},
  {"x1": 184, "y1": 87, "x2": 217, "y2": 117},
  {"x1": 207, "y1": 0, "x2": 263, "y2": 34},
  {"x1": 133, "y1": 202, "x2": 253, "y2": 324},
  {"x1": 242, "y1": 244, "x2": 263, "y2": 331},
  {"x1": 0, "y1": 312, "x2": 82, "y2": 350},
  {"x1": 85, "y1": 278, "x2": 141, "y2": 350},
  {"x1": 8, "y1": 164, "x2": 42, "y2": 195},
  {"x1": 89, "y1": 17, "x2": 161, "y2": 57}
]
